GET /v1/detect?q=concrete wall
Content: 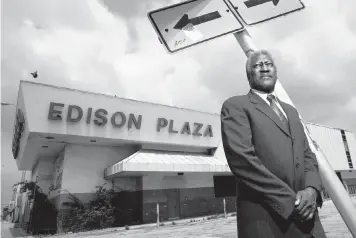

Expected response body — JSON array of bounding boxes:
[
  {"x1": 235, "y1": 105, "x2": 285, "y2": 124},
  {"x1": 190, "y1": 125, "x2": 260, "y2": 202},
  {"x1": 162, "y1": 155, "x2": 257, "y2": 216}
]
[
  {"x1": 142, "y1": 173, "x2": 215, "y2": 206},
  {"x1": 48, "y1": 148, "x2": 65, "y2": 202},
  {"x1": 54, "y1": 144, "x2": 137, "y2": 203},
  {"x1": 36, "y1": 157, "x2": 56, "y2": 195},
  {"x1": 31, "y1": 156, "x2": 56, "y2": 195},
  {"x1": 14, "y1": 84, "x2": 31, "y2": 169},
  {"x1": 140, "y1": 173, "x2": 232, "y2": 223}
]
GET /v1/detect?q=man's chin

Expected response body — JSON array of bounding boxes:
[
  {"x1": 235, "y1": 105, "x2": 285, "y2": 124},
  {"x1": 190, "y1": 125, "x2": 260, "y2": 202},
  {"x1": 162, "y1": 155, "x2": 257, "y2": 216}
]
[
  {"x1": 263, "y1": 82, "x2": 276, "y2": 92},
  {"x1": 253, "y1": 84, "x2": 275, "y2": 93}
]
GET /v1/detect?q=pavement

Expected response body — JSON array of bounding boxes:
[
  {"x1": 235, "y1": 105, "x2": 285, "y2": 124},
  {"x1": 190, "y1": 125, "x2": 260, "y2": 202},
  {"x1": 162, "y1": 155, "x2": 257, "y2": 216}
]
[
  {"x1": 1, "y1": 221, "x2": 30, "y2": 238},
  {"x1": 2, "y1": 196, "x2": 356, "y2": 238}
]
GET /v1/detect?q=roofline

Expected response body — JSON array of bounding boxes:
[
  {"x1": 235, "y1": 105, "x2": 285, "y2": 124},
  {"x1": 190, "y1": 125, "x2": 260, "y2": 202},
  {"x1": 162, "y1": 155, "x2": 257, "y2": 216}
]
[
  {"x1": 306, "y1": 122, "x2": 354, "y2": 134},
  {"x1": 19, "y1": 80, "x2": 219, "y2": 116}
]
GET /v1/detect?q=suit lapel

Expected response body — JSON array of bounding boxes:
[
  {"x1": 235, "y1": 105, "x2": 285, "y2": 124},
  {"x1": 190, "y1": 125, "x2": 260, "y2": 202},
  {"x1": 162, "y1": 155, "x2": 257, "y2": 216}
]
[{"x1": 248, "y1": 90, "x2": 291, "y2": 138}]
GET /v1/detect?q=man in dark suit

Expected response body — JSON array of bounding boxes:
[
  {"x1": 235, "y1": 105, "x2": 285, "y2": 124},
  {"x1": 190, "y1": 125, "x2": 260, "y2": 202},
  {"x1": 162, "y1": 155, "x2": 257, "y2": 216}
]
[{"x1": 220, "y1": 50, "x2": 326, "y2": 238}]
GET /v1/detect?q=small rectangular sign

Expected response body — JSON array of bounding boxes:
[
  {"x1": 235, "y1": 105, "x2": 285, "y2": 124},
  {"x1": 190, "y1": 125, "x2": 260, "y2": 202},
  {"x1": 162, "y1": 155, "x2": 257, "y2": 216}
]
[
  {"x1": 148, "y1": 0, "x2": 244, "y2": 53},
  {"x1": 228, "y1": 0, "x2": 305, "y2": 26}
]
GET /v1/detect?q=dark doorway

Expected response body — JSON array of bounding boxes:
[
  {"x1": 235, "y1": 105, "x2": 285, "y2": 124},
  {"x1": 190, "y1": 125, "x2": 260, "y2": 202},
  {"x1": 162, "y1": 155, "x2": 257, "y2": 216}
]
[{"x1": 166, "y1": 189, "x2": 180, "y2": 220}]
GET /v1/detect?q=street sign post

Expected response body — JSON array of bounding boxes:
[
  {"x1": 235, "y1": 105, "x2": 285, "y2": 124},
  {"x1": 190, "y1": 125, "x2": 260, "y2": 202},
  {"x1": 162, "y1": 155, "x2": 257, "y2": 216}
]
[
  {"x1": 227, "y1": 0, "x2": 305, "y2": 25},
  {"x1": 147, "y1": 0, "x2": 244, "y2": 53}
]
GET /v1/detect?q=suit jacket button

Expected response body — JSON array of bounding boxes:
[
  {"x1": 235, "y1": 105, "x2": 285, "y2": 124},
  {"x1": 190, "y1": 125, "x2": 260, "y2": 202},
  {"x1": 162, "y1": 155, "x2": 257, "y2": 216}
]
[{"x1": 296, "y1": 163, "x2": 300, "y2": 168}]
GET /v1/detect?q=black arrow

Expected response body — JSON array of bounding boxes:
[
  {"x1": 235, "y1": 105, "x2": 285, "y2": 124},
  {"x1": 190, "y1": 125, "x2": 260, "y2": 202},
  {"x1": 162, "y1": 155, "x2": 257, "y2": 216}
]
[
  {"x1": 173, "y1": 11, "x2": 221, "y2": 30},
  {"x1": 244, "y1": 0, "x2": 280, "y2": 8}
]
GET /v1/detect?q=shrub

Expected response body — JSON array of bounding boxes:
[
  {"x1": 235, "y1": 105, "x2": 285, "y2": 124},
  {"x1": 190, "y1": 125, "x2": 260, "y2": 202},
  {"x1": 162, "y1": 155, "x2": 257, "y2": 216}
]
[{"x1": 58, "y1": 184, "x2": 132, "y2": 233}]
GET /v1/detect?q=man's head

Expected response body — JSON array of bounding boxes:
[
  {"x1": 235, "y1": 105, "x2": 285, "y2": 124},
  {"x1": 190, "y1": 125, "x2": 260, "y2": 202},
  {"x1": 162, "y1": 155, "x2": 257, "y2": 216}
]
[{"x1": 246, "y1": 50, "x2": 277, "y2": 93}]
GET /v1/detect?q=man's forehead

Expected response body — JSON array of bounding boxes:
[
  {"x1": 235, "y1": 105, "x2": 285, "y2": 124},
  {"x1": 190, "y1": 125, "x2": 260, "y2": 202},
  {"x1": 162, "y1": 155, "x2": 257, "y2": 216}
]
[{"x1": 251, "y1": 53, "x2": 273, "y2": 63}]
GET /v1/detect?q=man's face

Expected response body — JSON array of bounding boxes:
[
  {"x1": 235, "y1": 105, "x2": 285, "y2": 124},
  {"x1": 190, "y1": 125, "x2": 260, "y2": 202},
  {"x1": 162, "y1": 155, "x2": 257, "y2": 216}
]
[{"x1": 248, "y1": 54, "x2": 277, "y2": 93}]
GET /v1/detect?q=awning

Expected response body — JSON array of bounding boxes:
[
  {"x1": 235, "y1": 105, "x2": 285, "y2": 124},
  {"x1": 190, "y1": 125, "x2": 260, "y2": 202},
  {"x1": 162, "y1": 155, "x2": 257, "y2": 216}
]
[{"x1": 104, "y1": 150, "x2": 231, "y2": 178}]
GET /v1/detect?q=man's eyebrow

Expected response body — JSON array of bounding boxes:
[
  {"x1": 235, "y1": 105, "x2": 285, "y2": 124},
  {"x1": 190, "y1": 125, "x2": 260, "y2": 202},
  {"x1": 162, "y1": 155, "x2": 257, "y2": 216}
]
[{"x1": 253, "y1": 60, "x2": 272, "y2": 65}]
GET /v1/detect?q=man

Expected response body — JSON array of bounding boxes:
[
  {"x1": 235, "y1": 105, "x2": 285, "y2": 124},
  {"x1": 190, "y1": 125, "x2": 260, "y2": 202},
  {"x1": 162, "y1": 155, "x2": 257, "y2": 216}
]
[{"x1": 220, "y1": 50, "x2": 326, "y2": 238}]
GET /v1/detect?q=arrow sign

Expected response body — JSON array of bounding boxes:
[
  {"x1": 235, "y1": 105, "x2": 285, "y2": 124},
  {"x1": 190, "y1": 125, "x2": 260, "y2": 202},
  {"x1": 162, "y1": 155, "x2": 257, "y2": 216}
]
[
  {"x1": 244, "y1": 0, "x2": 280, "y2": 8},
  {"x1": 228, "y1": 0, "x2": 304, "y2": 26},
  {"x1": 173, "y1": 11, "x2": 222, "y2": 30},
  {"x1": 147, "y1": 0, "x2": 244, "y2": 53}
]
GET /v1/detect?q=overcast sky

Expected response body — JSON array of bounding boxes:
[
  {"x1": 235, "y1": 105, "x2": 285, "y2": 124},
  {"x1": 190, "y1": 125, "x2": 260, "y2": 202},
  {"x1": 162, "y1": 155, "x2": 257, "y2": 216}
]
[{"x1": 1, "y1": 0, "x2": 356, "y2": 205}]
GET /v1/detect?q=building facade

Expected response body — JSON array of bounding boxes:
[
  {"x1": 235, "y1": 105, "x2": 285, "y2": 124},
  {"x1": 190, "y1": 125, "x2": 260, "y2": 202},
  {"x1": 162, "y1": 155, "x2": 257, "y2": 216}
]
[{"x1": 11, "y1": 81, "x2": 356, "y2": 229}]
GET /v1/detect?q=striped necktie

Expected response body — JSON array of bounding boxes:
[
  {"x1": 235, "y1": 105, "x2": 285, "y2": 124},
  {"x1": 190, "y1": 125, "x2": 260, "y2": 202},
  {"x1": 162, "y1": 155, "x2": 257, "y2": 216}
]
[{"x1": 267, "y1": 94, "x2": 289, "y2": 130}]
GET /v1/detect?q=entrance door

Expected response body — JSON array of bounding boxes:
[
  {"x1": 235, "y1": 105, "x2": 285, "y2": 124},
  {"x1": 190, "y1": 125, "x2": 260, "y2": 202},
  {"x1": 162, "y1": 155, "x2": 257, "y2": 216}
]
[{"x1": 166, "y1": 189, "x2": 180, "y2": 220}]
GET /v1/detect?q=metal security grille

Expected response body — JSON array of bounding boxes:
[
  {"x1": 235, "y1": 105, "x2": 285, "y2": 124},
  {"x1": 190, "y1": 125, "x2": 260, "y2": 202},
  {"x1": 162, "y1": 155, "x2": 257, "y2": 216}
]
[{"x1": 341, "y1": 130, "x2": 354, "y2": 169}]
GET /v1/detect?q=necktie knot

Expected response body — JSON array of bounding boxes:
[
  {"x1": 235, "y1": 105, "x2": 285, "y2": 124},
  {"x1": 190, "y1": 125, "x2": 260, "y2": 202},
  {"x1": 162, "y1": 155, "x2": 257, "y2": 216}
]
[{"x1": 267, "y1": 94, "x2": 276, "y2": 103}]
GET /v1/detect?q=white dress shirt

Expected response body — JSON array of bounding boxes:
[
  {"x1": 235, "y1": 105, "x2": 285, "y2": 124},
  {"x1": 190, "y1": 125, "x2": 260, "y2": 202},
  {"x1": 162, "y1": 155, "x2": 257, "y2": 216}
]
[{"x1": 252, "y1": 89, "x2": 288, "y2": 119}]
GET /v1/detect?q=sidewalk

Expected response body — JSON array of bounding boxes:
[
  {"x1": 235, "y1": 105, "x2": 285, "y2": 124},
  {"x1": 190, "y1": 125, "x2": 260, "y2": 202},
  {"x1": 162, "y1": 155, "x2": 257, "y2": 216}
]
[
  {"x1": 47, "y1": 213, "x2": 234, "y2": 238},
  {"x1": 1, "y1": 221, "x2": 33, "y2": 238},
  {"x1": 1, "y1": 213, "x2": 231, "y2": 238}
]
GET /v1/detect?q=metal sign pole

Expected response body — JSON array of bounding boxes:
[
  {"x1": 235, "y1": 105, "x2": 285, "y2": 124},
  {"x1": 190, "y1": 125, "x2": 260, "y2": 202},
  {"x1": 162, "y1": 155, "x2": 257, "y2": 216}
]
[{"x1": 233, "y1": 29, "x2": 356, "y2": 237}]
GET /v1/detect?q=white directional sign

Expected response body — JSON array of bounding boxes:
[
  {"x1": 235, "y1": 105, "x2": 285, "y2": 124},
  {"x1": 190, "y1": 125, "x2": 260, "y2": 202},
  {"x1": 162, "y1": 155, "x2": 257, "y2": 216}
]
[
  {"x1": 148, "y1": 0, "x2": 244, "y2": 53},
  {"x1": 227, "y1": 0, "x2": 305, "y2": 25}
]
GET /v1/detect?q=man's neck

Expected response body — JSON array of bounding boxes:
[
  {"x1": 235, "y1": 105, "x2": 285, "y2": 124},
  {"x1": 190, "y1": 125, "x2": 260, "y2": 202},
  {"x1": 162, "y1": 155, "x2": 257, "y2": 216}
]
[{"x1": 252, "y1": 88, "x2": 274, "y2": 95}]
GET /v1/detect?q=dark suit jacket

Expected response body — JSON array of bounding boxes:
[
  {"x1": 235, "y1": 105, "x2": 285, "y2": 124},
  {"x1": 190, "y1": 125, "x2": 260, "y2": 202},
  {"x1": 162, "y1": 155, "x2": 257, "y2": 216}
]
[{"x1": 220, "y1": 90, "x2": 326, "y2": 238}]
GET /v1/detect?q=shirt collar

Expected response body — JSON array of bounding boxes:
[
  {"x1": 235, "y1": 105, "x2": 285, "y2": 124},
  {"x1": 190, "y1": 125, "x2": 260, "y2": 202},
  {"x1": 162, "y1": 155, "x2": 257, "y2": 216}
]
[{"x1": 251, "y1": 89, "x2": 276, "y2": 101}]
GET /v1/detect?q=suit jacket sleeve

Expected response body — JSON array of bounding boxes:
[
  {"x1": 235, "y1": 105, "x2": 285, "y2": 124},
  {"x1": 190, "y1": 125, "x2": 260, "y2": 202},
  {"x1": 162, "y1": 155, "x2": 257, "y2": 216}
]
[
  {"x1": 221, "y1": 100, "x2": 297, "y2": 220},
  {"x1": 302, "y1": 126, "x2": 324, "y2": 207}
]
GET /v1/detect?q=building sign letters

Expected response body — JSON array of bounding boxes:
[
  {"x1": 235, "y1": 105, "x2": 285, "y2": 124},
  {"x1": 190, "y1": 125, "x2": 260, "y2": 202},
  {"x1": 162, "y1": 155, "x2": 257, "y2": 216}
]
[
  {"x1": 48, "y1": 102, "x2": 213, "y2": 137},
  {"x1": 12, "y1": 109, "x2": 25, "y2": 159}
]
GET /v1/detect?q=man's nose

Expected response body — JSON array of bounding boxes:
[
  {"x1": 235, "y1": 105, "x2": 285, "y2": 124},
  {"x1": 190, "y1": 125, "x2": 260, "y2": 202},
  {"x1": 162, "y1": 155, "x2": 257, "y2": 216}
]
[{"x1": 260, "y1": 64, "x2": 269, "y2": 71}]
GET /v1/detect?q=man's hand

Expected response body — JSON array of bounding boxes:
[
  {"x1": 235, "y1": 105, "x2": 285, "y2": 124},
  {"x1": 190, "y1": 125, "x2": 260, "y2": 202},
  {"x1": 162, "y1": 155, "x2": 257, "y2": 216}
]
[{"x1": 294, "y1": 187, "x2": 318, "y2": 222}]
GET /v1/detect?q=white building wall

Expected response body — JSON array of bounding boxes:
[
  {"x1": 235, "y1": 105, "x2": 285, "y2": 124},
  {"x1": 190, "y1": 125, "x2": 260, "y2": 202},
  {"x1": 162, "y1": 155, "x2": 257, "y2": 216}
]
[
  {"x1": 30, "y1": 156, "x2": 56, "y2": 195},
  {"x1": 36, "y1": 157, "x2": 55, "y2": 195},
  {"x1": 49, "y1": 149, "x2": 65, "y2": 199},
  {"x1": 14, "y1": 84, "x2": 31, "y2": 169},
  {"x1": 20, "y1": 81, "x2": 220, "y2": 149},
  {"x1": 306, "y1": 123, "x2": 349, "y2": 170},
  {"x1": 61, "y1": 144, "x2": 138, "y2": 194}
]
